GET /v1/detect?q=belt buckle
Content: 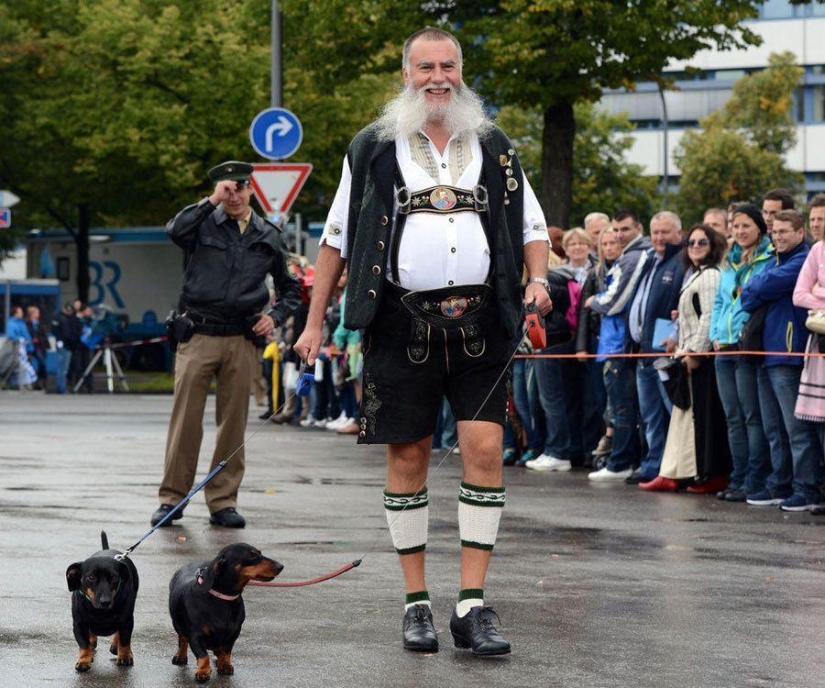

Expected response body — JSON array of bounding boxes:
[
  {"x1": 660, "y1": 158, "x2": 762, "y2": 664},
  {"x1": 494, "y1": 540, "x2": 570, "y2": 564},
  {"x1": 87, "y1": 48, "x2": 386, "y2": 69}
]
[
  {"x1": 430, "y1": 186, "x2": 458, "y2": 211},
  {"x1": 439, "y1": 295, "x2": 469, "y2": 318}
]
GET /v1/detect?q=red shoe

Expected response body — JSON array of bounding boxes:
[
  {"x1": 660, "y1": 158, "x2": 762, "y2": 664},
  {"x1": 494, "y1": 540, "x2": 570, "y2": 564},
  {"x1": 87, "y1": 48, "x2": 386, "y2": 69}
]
[
  {"x1": 639, "y1": 476, "x2": 680, "y2": 492},
  {"x1": 686, "y1": 476, "x2": 728, "y2": 494}
]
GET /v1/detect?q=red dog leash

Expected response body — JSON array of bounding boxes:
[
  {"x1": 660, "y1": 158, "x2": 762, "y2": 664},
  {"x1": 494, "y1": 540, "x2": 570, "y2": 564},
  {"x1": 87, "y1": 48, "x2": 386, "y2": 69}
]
[{"x1": 248, "y1": 559, "x2": 361, "y2": 588}]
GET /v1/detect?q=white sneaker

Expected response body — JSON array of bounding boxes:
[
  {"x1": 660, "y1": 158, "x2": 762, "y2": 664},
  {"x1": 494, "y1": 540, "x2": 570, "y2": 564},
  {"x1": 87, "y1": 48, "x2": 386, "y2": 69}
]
[
  {"x1": 528, "y1": 456, "x2": 572, "y2": 472},
  {"x1": 524, "y1": 453, "x2": 550, "y2": 468},
  {"x1": 312, "y1": 417, "x2": 329, "y2": 429},
  {"x1": 326, "y1": 412, "x2": 349, "y2": 430},
  {"x1": 588, "y1": 466, "x2": 633, "y2": 481},
  {"x1": 299, "y1": 416, "x2": 317, "y2": 428}
]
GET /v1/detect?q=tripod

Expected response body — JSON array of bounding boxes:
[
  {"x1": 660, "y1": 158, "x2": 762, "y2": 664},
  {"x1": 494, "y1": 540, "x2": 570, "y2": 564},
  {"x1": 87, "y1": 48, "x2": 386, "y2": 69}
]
[{"x1": 73, "y1": 340, "x2": 130, "y2": 393}]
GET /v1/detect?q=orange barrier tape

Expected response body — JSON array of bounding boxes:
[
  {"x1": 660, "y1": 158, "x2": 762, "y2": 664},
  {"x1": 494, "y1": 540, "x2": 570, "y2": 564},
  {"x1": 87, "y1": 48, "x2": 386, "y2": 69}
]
[{"x1": 517, "y1": 349, "x2": 825, "y2": 360}]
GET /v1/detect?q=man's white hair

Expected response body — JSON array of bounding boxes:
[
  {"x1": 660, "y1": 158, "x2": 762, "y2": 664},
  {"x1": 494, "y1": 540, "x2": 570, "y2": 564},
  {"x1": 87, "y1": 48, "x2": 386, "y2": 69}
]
[
  {"x1": 651, "y1": 210, "x2": 682, "y2": 232},
  {"x1": 584, "y1": 212, "x2": 610, "y2": 228},
  {"x1": 402, "y1": 27, "x2": 463, "y2": 71}
]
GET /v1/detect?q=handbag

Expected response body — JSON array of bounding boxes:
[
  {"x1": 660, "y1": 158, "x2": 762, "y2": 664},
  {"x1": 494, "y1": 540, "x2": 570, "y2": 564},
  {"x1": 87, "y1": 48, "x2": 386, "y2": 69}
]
[
  {"x1": 806, "y1": 310, "x2": 825, "y2": 335},
  {"x1": 652, "y1": 356, "x2": 691, "y2": 411}
]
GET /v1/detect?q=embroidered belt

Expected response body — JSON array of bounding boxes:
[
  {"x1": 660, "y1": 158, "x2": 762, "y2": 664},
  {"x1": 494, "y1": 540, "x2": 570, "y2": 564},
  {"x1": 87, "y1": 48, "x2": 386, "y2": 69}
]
[
  {"x1": 396, "y1": 184, "x2": 488, "y2": 215},
  {"x1": 383, "y1": 282, "x2": 491, "y2": 364},
  {"x1": 398, "y1": 284, "x2": 492, "y2": 329}
]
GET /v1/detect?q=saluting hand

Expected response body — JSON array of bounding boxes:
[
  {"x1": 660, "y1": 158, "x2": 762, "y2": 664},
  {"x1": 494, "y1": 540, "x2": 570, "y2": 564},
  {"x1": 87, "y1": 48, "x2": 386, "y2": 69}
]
[{"x1": 209, "y1": 181, "x2": 237, "y2": 207}]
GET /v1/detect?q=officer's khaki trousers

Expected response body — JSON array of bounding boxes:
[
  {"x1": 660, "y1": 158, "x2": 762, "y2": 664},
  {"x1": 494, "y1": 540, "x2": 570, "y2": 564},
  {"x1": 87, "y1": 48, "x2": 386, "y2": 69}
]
[{"x1": 159, "y1": 333, "x2": 256, "y2": 513}]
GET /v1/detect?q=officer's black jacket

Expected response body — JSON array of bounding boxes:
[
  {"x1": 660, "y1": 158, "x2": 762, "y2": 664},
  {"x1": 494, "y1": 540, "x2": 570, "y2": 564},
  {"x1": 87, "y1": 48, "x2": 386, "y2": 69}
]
[{"x1": 166, "y1": 200, "x2": 301, "y2": 326}]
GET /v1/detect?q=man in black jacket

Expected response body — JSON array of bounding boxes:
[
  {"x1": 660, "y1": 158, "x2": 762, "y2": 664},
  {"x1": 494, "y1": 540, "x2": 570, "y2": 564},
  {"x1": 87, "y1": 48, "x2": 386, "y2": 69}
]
[{"x1": 150, "y1": 161, "x2": 301, "y2": 529}]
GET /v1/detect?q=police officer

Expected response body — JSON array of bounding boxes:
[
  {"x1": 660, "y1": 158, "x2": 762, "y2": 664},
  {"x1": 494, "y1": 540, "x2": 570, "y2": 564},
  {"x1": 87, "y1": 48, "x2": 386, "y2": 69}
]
[{"x1": 150, "y1": 161, "x2": 301, "y2": 529}]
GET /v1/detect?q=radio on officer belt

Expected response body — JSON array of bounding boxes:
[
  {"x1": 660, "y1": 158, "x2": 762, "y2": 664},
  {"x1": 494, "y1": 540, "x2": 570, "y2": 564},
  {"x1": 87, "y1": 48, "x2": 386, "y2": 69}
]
[{"x1": 524, "y1": 301, "x2": 547, "y2": 349}]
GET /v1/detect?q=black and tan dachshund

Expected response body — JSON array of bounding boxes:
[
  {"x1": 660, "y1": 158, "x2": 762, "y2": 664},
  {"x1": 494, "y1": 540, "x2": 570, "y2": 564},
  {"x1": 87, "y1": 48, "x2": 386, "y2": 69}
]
[
  {"x1": 168, "y1": 542, "x2": 283, "y2": 682},
  {"x1": 66, "y1": 531, "x2": 139, "y2": 672}
]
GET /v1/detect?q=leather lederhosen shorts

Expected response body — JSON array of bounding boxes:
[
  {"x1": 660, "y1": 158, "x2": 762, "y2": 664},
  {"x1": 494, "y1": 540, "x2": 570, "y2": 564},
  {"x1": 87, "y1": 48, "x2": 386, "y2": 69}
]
[{"x1": 356, "y1": 282, "x2": 511, "y2": 445}]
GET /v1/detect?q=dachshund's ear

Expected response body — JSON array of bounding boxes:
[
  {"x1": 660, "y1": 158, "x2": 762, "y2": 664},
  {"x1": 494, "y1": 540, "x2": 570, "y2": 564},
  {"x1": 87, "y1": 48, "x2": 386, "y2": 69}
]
[
  {"x1": 66, "y1": 563, "x2": 83, "y2": 591},
  {"x1": 116, "y1": 559, "x2": 132, "y2": 584}
]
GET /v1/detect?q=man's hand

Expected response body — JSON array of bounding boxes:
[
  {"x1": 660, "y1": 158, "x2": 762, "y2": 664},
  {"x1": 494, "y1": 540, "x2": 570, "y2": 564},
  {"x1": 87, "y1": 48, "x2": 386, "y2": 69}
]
[
  {"x1": 294, "y1": 325, "x2": 324, "y2": 366},
  {"x1": 663, "y1": 337, "x2": 677, "y2": 354},
  {"x1": 208, "y1": 181, "x2": 237, "y2": 207},
  {"x1": 525, "y1": 282, "x2": 552, "y2": 316},
  {"x1": 252, "y1": 314, "x2": 275, "y2": 336}
]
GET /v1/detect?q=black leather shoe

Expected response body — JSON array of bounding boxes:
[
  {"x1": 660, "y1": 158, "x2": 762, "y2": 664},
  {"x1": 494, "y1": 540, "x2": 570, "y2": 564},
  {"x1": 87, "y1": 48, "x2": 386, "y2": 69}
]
[
  {"x1": 725, "y1": 487, "x2": 748, "y2": 503},
  {"x1": 625, "y1": 469, "x2": 653, "y2": 485},
  {"x1": 150, "y1": 503, "x2": 184, "y2": 527},
  {"x1": 402, "y1": 604, "x2": 438, "y2": 652},
  {"x1": 450, "y1": 606, "x2": 511, "y2": 656},
  {"x1": 209, "y1": 507, "x2": 246, "y2": 528}
]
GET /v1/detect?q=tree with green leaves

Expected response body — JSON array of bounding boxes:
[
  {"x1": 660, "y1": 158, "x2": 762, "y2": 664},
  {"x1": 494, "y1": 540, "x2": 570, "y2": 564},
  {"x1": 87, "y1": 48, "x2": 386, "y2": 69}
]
[
  {"x1": 440, "y1": 0, "x2": 765, "y2": 228},
  {"x1": 674, "y1": 51, "x2": 804, "y2": 223},
  {"x1": 496, "y1": 102, "x2": 658, "y2": 225}
]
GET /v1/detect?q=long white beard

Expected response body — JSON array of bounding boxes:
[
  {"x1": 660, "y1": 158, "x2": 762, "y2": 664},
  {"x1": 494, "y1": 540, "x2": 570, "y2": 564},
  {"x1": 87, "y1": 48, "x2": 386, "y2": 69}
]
[{"x1": 375, "y1": 82, "x2": 492, "y2": 142}]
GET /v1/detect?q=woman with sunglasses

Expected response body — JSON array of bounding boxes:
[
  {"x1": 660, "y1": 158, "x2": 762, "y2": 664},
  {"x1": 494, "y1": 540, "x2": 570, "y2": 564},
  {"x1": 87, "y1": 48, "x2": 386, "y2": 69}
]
[
  {"x1": 708, "y1": 204, "x2": 775, "y2": 502},
  {"x1": 641, "y1": 224, "x2": 731, "y2": 492}
]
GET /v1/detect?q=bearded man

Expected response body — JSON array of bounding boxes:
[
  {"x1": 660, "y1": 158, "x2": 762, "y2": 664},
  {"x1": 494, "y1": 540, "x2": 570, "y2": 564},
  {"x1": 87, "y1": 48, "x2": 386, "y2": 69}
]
[{"x1": 294, "y1": 27, "x2": 550, "y2": 656}]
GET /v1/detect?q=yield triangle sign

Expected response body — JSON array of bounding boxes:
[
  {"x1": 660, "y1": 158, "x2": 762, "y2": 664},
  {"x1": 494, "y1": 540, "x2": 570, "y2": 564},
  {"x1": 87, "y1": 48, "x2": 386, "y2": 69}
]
[{"x1": 250, "y1": 163, "x2": 312, "y2": 214}]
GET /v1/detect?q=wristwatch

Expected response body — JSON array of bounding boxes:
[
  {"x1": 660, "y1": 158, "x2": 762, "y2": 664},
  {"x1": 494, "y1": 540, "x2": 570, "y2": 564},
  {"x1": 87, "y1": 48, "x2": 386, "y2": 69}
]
[{"x1": 527, "y1": 277, "x2": 550, "y2": 290}]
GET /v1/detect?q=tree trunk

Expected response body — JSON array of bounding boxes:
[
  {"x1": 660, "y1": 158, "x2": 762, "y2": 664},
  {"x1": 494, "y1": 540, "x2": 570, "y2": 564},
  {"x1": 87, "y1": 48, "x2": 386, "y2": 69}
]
[
  {"x1": 540, "y1": 103, "x2": 576, "y2": 229},
  {"x1": 75, "y1": 203, "x2": 91, "y2": 303}
]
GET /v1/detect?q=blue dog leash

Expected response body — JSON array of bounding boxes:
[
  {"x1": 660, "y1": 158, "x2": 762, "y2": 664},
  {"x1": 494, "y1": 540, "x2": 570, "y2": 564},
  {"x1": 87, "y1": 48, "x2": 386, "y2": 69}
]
[{"x1": 118, "y1": 362, "x2": 316, "y2": 560}]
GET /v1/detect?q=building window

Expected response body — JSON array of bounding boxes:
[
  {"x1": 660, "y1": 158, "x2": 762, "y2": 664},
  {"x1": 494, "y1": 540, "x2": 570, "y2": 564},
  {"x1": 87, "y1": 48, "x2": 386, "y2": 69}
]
[
  {"x1": 813, "y1": 85, "x2": 825, "y2": 123},
  {"x1": 760, "y1": 0, "x2": 794, "y2": 20}
]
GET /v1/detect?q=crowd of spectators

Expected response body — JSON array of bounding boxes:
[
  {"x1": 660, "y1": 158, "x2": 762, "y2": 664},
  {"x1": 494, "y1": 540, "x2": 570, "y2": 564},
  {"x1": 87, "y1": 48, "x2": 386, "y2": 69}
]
[
  {"x1": 510, "y1": 191, "x2": 825, "y2": 514},
  {"x1": 2, "y1": 299, "x2": 98, "y2": 393}
]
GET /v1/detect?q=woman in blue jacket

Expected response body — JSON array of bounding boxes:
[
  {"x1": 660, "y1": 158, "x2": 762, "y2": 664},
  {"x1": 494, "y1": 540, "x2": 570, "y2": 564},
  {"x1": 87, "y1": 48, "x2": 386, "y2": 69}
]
[{"x1": 709, "y1": 203, "x2": 774, "y2": 502}]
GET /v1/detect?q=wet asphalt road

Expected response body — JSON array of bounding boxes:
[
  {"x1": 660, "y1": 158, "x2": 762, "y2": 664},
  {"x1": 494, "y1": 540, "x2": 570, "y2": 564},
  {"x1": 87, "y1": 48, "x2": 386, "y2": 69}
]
[{"x1": 2, "y1": 391, "x2": 825, "y2": 688}]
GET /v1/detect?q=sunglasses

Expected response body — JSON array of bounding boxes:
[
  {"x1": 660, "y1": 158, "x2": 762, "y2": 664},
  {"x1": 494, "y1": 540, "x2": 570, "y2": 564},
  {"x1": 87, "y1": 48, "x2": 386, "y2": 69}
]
[{"x1": 687, "y1": 238, "x2": 709, "y2": 247}]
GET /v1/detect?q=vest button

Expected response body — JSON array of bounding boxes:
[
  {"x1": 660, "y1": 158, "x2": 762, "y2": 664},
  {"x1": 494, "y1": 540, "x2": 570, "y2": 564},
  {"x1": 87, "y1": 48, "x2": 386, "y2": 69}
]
[
  {"x1": 380, "y1": 215, "x2": 389, "y2": 225},
  {"x1": 377, "y1": 241, "x2": 385, "y2": 251},
  {"x1": 372, "y1": 265, "x2": 381, "y2": 275},
  {"x1": 359, "y1": 431, "x2": 366, "y2": 438},
  {"x1": 367, "y1": 289, "x2": 377, "y2": 299}
]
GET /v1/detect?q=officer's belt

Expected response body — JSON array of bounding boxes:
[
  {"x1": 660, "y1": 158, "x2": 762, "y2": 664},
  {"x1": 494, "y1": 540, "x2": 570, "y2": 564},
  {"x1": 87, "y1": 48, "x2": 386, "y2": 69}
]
[
  {"x1": 187, "y1": 311, "x2": 248, "y2": 337},
  {"x1": 396, "y1": 184, "x2": 488, "y2": 215},
  {"x1": 384, "y1": 281, "x2": 492, "y2": 329}
]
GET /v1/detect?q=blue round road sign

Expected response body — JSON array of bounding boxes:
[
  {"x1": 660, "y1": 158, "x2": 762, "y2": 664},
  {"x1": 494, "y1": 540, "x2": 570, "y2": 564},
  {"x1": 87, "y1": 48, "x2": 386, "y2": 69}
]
[{"x1": 250, "y1": 107, "x2": 303, "y2": 160}]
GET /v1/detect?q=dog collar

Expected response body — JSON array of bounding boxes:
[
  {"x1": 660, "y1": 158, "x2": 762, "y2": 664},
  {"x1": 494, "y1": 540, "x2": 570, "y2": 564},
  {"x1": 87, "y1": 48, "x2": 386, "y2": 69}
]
[
  {"x1": 208, "y1": 588, "x2": 240, "y2": 601},
  {"x1": 196, "y1": 567, "x2": 240, "y2": 601}
]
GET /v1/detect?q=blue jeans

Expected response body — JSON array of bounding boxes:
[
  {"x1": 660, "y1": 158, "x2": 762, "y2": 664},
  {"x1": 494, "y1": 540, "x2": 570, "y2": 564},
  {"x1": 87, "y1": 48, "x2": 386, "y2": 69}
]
[
  {"x1": 761, "y1": 365, "x2": 822, "y2": 501},
  {"x1": 603, "y1": 358, "x2": 639, "y2": 472},
  {"x1": 512, "y1": 358, "x2": 545, "y2": 451},
  {"x1": 55, "y1": 347, "x2": 72, "y2": 394},
  {"x1": 535, "y1": 356, "x2": 573, "y2": 459},
  {"x1": 738, "y1": 360, "x2": 771, "y2": 494},
  {"x1": 757, "y1": 365, "x2": 793, "y2": 498},
  {"x1": 636, "y1": 359, "x2": 672, "y2": 478},
  {"x1": 578, "y1": 359, "x2": 606, "y2": 457},
  {"x1": 715, "y1": 356, "x2": 747, "y2": 488}
]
